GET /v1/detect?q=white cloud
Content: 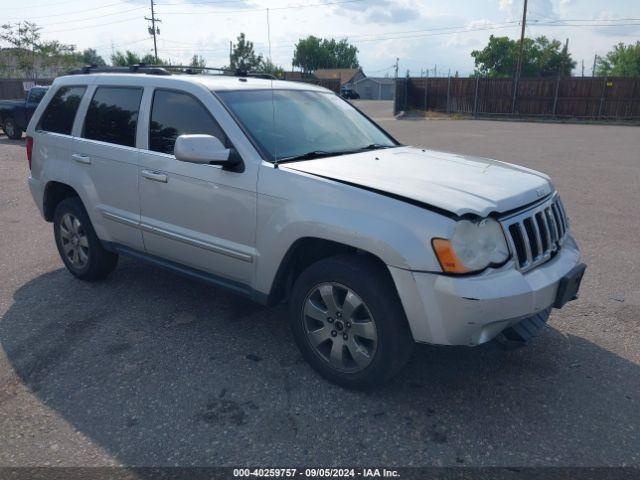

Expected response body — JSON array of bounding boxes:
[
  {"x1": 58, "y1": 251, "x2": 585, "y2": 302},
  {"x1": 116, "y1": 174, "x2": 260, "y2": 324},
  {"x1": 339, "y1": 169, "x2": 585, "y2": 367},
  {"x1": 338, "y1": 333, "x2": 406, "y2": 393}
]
[
  {"x1": 594, "y1": 10, "x2": 640, "y2": 37},
  {"x1": 339, "y1": 0, "x2": 422, "y2": 24}
]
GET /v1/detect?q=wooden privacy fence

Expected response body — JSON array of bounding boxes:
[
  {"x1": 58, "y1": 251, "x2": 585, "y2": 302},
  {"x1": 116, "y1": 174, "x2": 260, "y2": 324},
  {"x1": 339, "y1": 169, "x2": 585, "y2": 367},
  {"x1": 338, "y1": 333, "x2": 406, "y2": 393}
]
[
  {"x1": 395, "y1": 76, "x2": 640, "y2": 120},
  {"x1": 291, "y1": 78, "x2": 341, "y2": 93},
  {"x1": 0, "y1": 78, "x2": 54, "y2": 99}
]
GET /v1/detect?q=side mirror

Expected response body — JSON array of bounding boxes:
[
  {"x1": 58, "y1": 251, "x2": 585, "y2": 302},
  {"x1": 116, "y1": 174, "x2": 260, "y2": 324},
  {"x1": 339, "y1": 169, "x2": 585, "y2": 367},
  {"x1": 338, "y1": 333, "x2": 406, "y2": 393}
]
[{"x1": 174, "y1": 134, "x2": 243, "y2": 171}]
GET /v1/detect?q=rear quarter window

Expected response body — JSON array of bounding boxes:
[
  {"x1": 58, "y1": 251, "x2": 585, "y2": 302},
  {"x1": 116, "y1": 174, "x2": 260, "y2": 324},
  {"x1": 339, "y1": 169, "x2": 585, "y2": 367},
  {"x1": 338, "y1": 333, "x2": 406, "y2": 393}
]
[
  {"x1": 82, "y1": 86, "x2": 143, "y2": 147},
  {"x1": 37, "y1": 86, "x2": 86, "y2": 135}
]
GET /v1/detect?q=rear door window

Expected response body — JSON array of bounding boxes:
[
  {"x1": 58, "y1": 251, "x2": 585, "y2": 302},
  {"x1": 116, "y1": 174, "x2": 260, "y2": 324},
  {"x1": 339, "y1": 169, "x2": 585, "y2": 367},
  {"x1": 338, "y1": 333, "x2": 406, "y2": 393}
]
[
  {"x1": 82, "y1": 87, "x2": 143, "y2": 147},
  {"x1": 38, "y1": 86, "x2": 86, "y2": 135},
  {"x1": 149, "y1": 89, "x2": 226, "y2": 155}
]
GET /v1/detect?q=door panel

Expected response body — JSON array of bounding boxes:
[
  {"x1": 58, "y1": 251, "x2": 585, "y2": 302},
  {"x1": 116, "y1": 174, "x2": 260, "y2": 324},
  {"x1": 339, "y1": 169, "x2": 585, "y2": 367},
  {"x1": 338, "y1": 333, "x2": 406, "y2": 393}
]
[
  {"x1": 139, "y1": 152, "x2": 256, "y2": 284},
  {"x1": 138, "y1": 88, "x2": 257, "y2": 285},
  {"x1": 70, "y1": 85, "x2": 144, "y2": 250},
  {"x1": 72, "y1": 140, "x2": 143, "y2": 249}
]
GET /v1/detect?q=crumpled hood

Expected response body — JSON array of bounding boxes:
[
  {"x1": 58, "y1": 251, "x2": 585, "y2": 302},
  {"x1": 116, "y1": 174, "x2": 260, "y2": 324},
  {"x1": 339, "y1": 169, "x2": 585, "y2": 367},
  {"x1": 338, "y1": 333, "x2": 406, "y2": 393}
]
[{"x1": 282, "y1": 146, "x2": 554, "y2": 217}]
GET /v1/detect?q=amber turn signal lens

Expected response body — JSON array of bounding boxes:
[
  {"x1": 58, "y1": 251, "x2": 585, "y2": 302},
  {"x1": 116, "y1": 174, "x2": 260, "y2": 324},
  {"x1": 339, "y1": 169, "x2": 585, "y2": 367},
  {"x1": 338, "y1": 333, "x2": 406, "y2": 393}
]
[{"x1": 432, "y1": 238, "x2": 471, "y2": 274}]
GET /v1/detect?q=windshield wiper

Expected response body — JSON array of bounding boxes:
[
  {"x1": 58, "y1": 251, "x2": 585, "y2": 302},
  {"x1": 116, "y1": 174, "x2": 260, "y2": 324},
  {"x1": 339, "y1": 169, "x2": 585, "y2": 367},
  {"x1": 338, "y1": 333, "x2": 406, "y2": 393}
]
[
  {"x1": 277, "y1": 144, "x2": 395, "y2": 165},
  {"x1": 357, "y1": 143, "x2": 393, "y2": 151},
  {"x1": 277, "y1": 150, "x2": 343, "y2": 164}
]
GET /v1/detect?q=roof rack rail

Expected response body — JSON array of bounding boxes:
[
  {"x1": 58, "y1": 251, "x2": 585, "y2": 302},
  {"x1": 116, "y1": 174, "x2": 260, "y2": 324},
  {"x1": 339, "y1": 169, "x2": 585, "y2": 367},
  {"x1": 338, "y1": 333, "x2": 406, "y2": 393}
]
[
  {"x1": 68, "y1": 63, "x2": 279, "y2": 80},
  {"x1": 149, "y1": 65, "x2": 228, "y2": 75},
  {"x1": 68, "y1": 64, "x2": 171, "y2": 76},
  {"x1": 147, "y1": 65, "x2": 277, "y2": 80}
]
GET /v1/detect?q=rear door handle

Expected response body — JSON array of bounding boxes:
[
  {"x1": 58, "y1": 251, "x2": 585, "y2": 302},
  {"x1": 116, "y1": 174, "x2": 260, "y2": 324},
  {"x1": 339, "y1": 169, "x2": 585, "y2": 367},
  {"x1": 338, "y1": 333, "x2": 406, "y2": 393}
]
[
  {"x1": 141, "y1": 169, "x2": 168, "y2": 183},
  {"x1": 72, "y1": 153, "x2": 91, "y2": 164}
]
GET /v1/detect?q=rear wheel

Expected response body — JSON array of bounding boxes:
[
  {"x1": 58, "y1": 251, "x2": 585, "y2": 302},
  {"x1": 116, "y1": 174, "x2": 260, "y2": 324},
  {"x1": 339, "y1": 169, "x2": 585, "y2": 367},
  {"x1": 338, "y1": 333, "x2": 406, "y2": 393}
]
[
  {"x1": 289, "y1": 254, "x2": 414, "y2": 389},
  {"x1": 3, "y1": 118, "x2": 22, "y2": 140},
  {"x1": 53, "y1": 197, "x2": 118, "y2": 281}
]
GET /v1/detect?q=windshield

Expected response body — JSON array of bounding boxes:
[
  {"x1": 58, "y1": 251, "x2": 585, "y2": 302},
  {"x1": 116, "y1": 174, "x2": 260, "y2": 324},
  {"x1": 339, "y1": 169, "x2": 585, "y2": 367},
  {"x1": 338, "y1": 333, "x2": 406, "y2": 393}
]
[{"x1": 216, "y1": 89, "x2": 397, "y2": 162}]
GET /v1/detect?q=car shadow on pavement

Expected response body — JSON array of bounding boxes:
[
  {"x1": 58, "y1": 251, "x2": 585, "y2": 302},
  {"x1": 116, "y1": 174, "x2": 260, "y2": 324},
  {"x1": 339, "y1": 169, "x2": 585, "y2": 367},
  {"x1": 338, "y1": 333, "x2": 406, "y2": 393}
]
[{"x1": 1, "y1": 258, "x2": 639, "y2": 466}]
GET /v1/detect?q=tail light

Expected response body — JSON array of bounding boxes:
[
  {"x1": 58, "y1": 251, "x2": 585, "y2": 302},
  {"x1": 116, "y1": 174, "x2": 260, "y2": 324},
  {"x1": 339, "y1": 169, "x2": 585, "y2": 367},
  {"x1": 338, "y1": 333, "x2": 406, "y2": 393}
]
[{"x1": 26, "y1": 136, "x2": 33, "y2": 170}]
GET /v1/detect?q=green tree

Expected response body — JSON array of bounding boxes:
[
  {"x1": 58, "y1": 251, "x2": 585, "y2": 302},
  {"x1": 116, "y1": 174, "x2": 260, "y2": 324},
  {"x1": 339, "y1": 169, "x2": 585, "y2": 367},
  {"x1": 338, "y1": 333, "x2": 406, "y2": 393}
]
[
  {"x1": 79, "y1": 48, "x2": 106, "y2": 67},
  {"x1": 111, "y1": 50, "x2": 141, "y2": 66},
  {"x1": 228, "y1": 33, "x2": 263, "y2": 72},
  {"x1": 259, "y1": 58, "x2": 284, "y2": 78},
  {"x1": 189, "y1": 54, "x2": 206, "y2": 70},
  {"x1": 0, "y1": 21, "x2": 79, "y2": 77},
  {"x1": 292, "y1": 36, "x2": 359, "y2": 73},
  {"x1": 471, "y1": 35, "x2": 575, "y2": 77},
  {"x1": 596, "y1": 42, "x2": 640, "y2": 77},
  {"x1": 111, "y1": 50, "x2": 166, "y2": 67}
]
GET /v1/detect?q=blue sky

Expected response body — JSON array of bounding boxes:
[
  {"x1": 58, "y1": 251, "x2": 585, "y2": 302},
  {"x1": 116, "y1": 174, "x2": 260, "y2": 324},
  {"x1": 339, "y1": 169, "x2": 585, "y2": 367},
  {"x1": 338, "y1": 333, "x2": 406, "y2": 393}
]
[{"x1": 5, "y1": 0, "x2": 640, "y2": 76}]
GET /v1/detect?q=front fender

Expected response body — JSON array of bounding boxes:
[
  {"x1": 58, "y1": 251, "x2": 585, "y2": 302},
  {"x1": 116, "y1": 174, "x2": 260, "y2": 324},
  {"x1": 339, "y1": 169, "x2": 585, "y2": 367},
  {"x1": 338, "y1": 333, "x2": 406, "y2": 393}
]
[{"x1": 254, "y1": 164, "x2": 454, "y2": 294}]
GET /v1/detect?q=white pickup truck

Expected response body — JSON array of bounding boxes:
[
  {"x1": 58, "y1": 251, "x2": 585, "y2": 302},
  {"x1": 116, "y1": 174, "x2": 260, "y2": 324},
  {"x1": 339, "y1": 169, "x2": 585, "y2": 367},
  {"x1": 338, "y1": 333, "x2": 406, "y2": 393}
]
[{"x1": 26, "y1": 67, "x2": 585, "y2": 388}]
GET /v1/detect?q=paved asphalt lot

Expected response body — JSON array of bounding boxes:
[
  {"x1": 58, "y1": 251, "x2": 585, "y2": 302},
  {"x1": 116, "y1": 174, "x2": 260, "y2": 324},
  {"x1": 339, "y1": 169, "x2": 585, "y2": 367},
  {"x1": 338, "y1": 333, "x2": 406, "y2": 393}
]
[{"x1": 0, "y1": 101, "x2": 639, "y2": 467}]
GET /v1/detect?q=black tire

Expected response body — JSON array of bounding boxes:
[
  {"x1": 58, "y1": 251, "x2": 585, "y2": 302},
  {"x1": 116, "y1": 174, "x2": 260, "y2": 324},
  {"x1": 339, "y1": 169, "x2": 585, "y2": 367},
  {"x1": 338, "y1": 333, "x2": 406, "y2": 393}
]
[
  {"x1": 53, "y1": 197, "x2": 118, "y2": 281},
  {"x1": 289, "y1": 254, "x2": 414, "y2": 389},
  {"x1": 3, "y1": 117, "x2": 22, "y2": 140}
]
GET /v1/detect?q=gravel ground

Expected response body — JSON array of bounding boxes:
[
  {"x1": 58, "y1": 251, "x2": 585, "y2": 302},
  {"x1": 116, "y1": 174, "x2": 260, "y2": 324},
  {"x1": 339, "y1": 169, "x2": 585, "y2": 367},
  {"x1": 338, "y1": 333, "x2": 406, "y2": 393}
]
[{"x1": 0, "y1": 103, "x2": 639, "y2": 467}]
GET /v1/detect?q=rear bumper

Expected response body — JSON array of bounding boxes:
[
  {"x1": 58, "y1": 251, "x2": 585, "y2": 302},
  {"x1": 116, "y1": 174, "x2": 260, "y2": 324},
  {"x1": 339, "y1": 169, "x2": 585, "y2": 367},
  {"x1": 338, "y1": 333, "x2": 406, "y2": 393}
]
[
  {"x1": 389, "y1": 234, "x2": 583, "y2": 346},
  {"x1": 28, "y1": 175, "x2": 45, "y2": 218}
]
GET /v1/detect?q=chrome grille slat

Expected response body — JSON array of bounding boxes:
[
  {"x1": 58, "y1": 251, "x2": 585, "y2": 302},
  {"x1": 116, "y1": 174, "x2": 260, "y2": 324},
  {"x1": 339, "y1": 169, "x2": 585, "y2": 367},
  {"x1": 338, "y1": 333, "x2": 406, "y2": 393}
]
[
  {"x1": 530, "y1": 216, "x2": 543, "y2": 258},
  {"x1": 536, "y1": 212, "x2": 550, "y2": 252},
  {"x1": 551, "y1": 203, "x2": 564, "y2": 237},
  {"x1": 518, "y1": 222, "x2": 533, "y2": 265},
  {"x1": 500, "y1": 195, "x2": 569, "y2": 272},
  {"x1": 545, "y1": 208, "x2": 558, "y2": 244}
]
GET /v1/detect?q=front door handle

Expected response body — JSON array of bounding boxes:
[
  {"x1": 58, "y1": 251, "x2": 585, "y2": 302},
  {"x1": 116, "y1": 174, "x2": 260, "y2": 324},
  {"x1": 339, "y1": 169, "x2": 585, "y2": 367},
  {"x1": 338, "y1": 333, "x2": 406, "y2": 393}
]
[
  {"x1": 72, "y1": 153, "x2": 91, "y2": 164},
  {"x1": 141, "y1": 169, "x2": 168, "y2": 183}
]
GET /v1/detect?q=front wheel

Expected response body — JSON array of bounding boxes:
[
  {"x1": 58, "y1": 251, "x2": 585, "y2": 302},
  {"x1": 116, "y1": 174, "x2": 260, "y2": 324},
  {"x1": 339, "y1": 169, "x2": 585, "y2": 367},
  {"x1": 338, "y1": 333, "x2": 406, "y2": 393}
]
[
  {"x1": 289, "y1": 254, "x2": 414, "y2": 389},
  {"x1": 3, "y1": 118, "x2": 22, "y2": 140}
]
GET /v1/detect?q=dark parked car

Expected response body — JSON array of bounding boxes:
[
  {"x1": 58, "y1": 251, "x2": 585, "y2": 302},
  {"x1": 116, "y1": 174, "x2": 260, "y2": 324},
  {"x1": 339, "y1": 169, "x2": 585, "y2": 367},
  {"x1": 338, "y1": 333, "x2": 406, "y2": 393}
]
[
  {"x1": 340, "y1": 87, "x2": 360, "y2": 99},
  {"x1": 0, "y1": 86, "x2": 49, "y2": 139}
]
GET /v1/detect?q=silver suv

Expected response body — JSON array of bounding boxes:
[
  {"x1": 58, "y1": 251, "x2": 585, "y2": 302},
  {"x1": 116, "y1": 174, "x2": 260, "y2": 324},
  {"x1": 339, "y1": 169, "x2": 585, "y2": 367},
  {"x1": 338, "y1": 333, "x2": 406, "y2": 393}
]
[{"x1": 26, "y1": 69, "x2": 585, "y2": 388}]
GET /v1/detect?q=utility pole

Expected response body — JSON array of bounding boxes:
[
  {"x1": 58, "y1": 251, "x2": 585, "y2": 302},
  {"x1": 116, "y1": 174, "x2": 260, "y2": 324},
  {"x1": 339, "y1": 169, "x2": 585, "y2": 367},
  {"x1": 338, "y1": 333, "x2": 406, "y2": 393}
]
[
  {"x1": 553, "y1": 38, "x2": 569, "y2": 116},
  {"x1": 512, "y1": 0, "x2": 528, "y2": 113},
  {"x1": 581, "y1": 59, "x2": 584, "y2": 77},
  {"x1": 230, "y1": 40, "x2": 233, "y2": 69},
  {"x1": 514, "y1": 0, "x2": 528, "y2": 81},
  {"x1": 592, "y1": 54, "x2": 598, "y2": 76},
  {"x1": 145, "y1": 0, "x2": 161, "y2": 63},
  {"x1": 394, "y1": 57, "x2": 399, "y2": 79}
]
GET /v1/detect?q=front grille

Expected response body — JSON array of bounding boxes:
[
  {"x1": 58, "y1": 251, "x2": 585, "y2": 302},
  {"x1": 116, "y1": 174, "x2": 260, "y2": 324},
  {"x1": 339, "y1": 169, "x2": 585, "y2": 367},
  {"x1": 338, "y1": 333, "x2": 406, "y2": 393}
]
[{"x1": 501, "y1": 195, "x2": 569, "y2": 272}]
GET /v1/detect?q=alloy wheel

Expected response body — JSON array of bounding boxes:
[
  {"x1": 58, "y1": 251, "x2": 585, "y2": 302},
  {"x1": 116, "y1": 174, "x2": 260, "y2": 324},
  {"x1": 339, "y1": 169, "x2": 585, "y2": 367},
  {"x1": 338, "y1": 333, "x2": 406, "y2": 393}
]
[
  {"x1": 302, "y1": 282, "x2": 378, "y2": 373},
  {"x1": 59, "y1": 213, "x2": 90, "y2": 269}
]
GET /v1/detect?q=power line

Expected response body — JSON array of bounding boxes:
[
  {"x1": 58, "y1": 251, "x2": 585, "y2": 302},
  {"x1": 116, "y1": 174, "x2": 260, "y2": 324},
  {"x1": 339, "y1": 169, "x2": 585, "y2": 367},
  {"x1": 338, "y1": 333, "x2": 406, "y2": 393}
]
[
  {"x1": 26, "y1": 7, "x2": 146, "y2": 28},
  {"x1": 156, "y1": 0, "x2": 369, "y2": 15},
  {"x1": 2, "y1": 0, "x2": 123, "y2": 10},
  {"x1": 93, "y1": 38, "x2": 150, "y2": 50},
  {"x1": 4, "y1": 0, "x2": 137, "y2": 20},
  {"x1": 41, "y1": 16, "x2": 142, "y2": 34},
  {"x1": 156, "y1": 0, "x2": 250, "y2": 5},
  {"x1": 158, "y1": 22, "x2": 522, "y2": 52},
  {"x1": 141, "y1": 18, "x2": 640, "y2": 57}
]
